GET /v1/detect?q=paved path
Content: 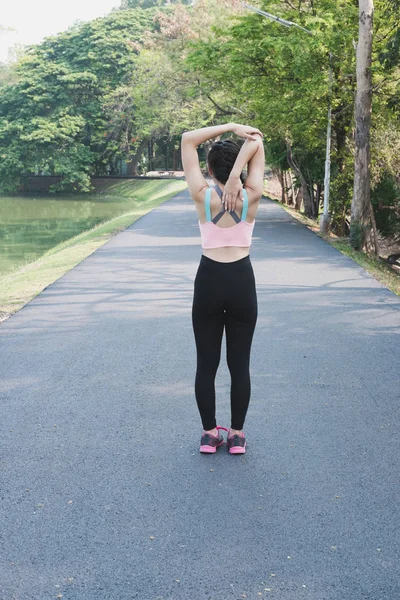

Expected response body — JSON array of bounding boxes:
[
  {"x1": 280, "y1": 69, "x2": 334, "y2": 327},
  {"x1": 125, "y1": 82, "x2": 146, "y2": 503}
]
[{"x1": 1, "y1": 189, "x2": 399, "y2": 600}]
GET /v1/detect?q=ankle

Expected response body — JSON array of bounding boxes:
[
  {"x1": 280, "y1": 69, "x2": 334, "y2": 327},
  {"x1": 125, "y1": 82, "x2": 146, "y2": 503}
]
[
  {"x1": 204, "y1": 427, "x2": 218, "y2": 436},
  {"x1": 229, "y1": 428, "x2": 243, "y2": 437}
]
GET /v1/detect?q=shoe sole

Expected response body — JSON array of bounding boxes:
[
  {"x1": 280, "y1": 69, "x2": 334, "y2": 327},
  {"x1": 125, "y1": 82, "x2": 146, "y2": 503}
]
[
  {"x1": 228, "y1": 442, "x2": 247, "y2": 454},
  {"x1": 200, "y1": 441, "x2": 224, "y2": 453}
]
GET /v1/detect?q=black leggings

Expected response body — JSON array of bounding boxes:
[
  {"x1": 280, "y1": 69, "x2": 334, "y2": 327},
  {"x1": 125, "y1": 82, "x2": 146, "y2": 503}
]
[{"x1": 192, "y1": 254, "x2": 258, "y2": 431}]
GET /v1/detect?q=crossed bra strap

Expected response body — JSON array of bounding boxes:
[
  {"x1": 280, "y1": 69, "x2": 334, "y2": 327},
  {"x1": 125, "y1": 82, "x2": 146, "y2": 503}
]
[{"x1": 205, "y1": 185, "x2": 248, "y2": 224}]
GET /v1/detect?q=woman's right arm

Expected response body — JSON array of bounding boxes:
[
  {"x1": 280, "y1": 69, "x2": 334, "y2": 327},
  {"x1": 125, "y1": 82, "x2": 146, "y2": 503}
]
[
  {"x1": 181, "y1": 123, "x2": 233, "y2": 201},
  {"x1": 223, "y1": 136, "x2": 265, "y2": 211}
]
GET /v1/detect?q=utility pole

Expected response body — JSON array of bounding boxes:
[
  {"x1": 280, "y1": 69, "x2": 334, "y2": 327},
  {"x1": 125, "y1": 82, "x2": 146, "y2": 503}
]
[{"x1": 320, "y1": 53, "x2": 333, "y2": 234}]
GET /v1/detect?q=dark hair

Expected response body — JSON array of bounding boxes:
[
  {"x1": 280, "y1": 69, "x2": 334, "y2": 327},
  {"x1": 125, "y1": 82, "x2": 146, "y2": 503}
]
[{"x1": 207, "y1": 139, "x2": 245, "y2": 184}]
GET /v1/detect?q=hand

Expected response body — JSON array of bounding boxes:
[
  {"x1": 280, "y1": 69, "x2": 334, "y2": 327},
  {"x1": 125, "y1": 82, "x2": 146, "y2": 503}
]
[
  {"x1": 231, "y1": 123, "x2": 263, "y2": 141},
  {"x1": 222, "y1": 175, "x2": 243, "y2": 213}
]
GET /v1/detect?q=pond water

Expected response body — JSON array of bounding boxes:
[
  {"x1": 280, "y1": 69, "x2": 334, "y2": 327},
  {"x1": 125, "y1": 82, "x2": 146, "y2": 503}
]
[{"x1": 0, "y1": 194, "x2": 143, "y2": 277}]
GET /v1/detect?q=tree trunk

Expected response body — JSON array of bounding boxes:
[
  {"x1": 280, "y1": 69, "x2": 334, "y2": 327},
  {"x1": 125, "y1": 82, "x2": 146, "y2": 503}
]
[
  {"x1": 173, "y1": 147, "x2": 179, "y2": 170},
  {"x1": 148, "y1": 140, "x2": 153, "y2": 172},
  {"x1": 288, "y1": 169, "x2": 295, "y2": 206},
  {"x1": 316, "y1": 183, "x2": 322, "y2": 218},
  {"x1": 295, "y1": 187, "x2": 303, "y2": 211},
  {"x1": 369, "y1": 200, "x2": 380, "y2": 255},
  {"x1": 283, "y1": 170, "x2": 291, "y2": 205},
  {"x1": 351, "y1": 0, "x2": 374, "y2": 252},
  {"x1": 308, "y1": 180, "x2": 316, "y2": 218},
  {"x1": 277, "y1": 170, "x2": 287, "y2": 204},
  {"x1": 285, "y1": 140, "x2": 315, "y2": 218},
  {"x1": 126, "y1": 139, "x2": 147, "y2": 176}
]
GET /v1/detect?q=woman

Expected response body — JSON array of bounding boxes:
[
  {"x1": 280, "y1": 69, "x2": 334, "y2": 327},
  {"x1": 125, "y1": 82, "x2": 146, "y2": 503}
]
[{"x1": 181, "y1": 122, "x2": 265, "y2": 454}]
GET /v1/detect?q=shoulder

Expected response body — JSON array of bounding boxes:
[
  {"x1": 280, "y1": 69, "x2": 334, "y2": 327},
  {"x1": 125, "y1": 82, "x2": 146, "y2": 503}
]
[{"x1": 191, "y1": 184, "x2": 210, "y2": 204}]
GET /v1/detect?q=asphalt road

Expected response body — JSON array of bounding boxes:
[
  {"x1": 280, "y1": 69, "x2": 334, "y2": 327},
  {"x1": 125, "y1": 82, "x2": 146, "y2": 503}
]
[{"x1": 1, "y1": 188, "x2": 399, "y2": 600}]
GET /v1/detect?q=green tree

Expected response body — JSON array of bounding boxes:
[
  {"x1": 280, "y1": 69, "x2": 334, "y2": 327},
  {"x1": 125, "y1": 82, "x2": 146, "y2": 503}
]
[
  {"x1": 186, "y1": 0, "x2": 400, "y2": 233},
  {"x1": 106, "y1": 1, "x2": 243, "y2": 174},
  {"x1": 0, "y1": 9, "x2": 159, "y2": 191},
  {"x1": 186, "y1": 1, "x2": 357, "y2": 218}
]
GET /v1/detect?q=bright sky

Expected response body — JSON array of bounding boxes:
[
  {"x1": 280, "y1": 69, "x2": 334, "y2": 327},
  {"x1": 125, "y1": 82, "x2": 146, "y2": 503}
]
[{"x1": 0, "y1": 0, "x2": 120, "y2": 62}]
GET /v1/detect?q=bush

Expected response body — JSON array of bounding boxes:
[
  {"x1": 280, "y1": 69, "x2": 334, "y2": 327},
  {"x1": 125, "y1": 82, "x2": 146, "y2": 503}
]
[{"x1": 371, "y1": 172, "x2": 400, "y2": 237}]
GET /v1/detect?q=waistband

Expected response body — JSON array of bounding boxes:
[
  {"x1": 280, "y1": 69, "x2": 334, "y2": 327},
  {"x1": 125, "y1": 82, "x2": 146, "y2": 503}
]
[{"x1": 199, "y1": 254, "x2": 251, "y2": 269}]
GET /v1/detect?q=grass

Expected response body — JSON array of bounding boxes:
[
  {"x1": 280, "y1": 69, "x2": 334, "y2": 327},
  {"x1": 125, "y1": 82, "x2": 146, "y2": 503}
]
[
  {"x1": 265, "y1": 190, "x2": 400, "y2": 296},
  {"x1": 0, "y1": 179, "x2": 187, "y2": 322}
]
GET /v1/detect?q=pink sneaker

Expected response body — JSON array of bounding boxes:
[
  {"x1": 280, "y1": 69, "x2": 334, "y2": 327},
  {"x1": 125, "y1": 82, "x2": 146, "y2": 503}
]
[
  {"x1": 227, "y1": 430, "x2": 246, "y2": 454},
  {"x1": 199, "y1": 426, "x2": 228, "y2": 453}
]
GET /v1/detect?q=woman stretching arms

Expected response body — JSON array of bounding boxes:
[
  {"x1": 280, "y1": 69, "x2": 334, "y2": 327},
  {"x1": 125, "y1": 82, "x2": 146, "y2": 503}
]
[{"x1": 181, "y1": 123, "x2": 265, "y2": 454}]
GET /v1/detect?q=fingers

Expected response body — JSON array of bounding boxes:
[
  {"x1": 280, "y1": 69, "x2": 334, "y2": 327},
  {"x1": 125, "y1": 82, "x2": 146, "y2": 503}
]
[
  {"x1": 235, "y1": 124, "x2": 263, "y2": 140},
  {"x1": 224, "y1": 192, "x2": 231, "y2": 212},
  {"x1": 244, "y1": 133, "x2": 263, "y2": 141},
  {"x1": 222, "y1": 186, "x2": 245, "y2": 212},
  {"x1": 227, "y1": 192, "x2": 242, "y2": 212},
  {"x1": 230, "y1": 193, "x2": 241, "y2": 213},
  {"x1": 251, "y1": 127, "x2": 263, "y2": 137}
]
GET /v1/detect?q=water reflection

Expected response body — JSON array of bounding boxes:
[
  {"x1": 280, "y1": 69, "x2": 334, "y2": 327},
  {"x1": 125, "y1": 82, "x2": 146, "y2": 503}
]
[{"x1": 0, "y1": 194, "x2": 142, "y2": 276}]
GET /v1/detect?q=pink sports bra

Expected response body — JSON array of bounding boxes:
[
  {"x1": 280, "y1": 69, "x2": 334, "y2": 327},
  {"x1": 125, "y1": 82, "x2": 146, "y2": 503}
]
[{"x1": 199, "y1": 186, "x2": 255, "y2": 250}]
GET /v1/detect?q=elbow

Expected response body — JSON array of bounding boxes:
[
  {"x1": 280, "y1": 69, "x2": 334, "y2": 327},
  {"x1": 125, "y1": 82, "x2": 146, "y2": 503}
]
[
  {"x1": 181, "y1": 131, "x2": 197, "y2": 149},
  {"x1": 242, "y1": 136, "x2": 264, "y2": 154},
  {"x1": 252, "y1": 134, "x2": 264, "y2": 147},
  {"x1": 246, "y1": 179, "x2": 265, "y2": 198}
]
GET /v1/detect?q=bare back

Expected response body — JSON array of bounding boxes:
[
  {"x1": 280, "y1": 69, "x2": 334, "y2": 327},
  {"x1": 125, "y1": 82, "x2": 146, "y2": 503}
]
[{"x1": 194, "y1": 185, "x2": 261, "y2": 263}]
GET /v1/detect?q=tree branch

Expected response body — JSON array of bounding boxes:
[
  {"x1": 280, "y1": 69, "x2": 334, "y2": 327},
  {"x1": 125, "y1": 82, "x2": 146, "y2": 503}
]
[
  {"x1": 375, "y1": 22, "x2": 400, "y2": 43},
  {"x1": 280, "y1": 0, "x2": 306, "y2": 12},
  {"x1": 367, "y1": 75, "x2": 400, "y2": 98},
  {"x1": 206, "y1": 95, "x2": 237, "y2": 116}
]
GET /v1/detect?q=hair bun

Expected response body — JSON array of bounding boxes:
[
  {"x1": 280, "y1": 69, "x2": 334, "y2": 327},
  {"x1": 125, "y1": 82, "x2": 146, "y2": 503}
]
[{"x1": 207, "y1": 138, "x2": 244, "y2": 185}]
